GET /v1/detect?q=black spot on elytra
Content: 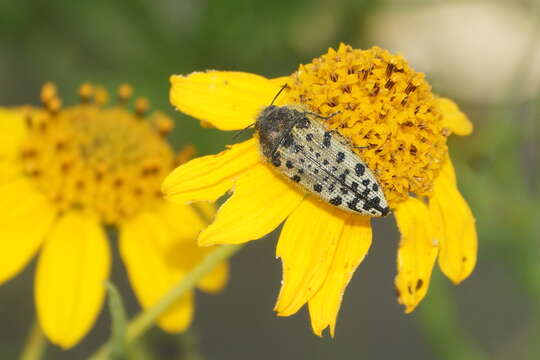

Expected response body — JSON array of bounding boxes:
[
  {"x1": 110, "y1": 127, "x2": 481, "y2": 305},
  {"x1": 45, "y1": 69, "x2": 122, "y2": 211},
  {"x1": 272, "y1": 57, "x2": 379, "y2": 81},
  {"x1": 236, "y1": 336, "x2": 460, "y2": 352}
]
[
  {"x1": 297, "y1": 117, "x2": 310, "y2": 129},
  {"x1": 328, "y1": 184, "x2": 336, "y2": 192},
  {"x1": 313, "y1": 184, "x2": 322, "y2": 192},
  {"x1": 355, "y1": 163, "x2": 365, "y2": 176},
  {"x1": 293, "y1": 144, "x2": 304, "y2": 153},
  {"x1": 292, "y1": 175, "x2": 301, "y2": 182},
  {"x1": 347, "y1": 198, "x2": 359, "y2": 210},
  {"x1": 362, "y1": 179, "x2": 370, "y2": 186},
  {"x1": 298, "y1": 169, "x2": 305, "y2": 175},
  {"x1": 338, "y1": 174, "x2": 347, "y2": 183},
  {"x1": 340, "y1": 187, "x2": 348, "y2": 194},
  {"x1": 363, "y1": 197, "x2": 381, "y2": 211},
  {"x1": 323, "y1": 177, "x2": 329, "y2": 182},
  {"x1": 343, "y1": 169, "x2": 350, "y2": 175},
  {"x1": 372, "y1": 183, "x2": 379, "y2": 192},
  {"x1": 362, "y1": 189, "x2": 370, "y2": 196},
  {"x1": 330, "y1": 196, "x2": 342, "y2": 206},
  {"x1": 286, "y1": 161, "x2": 293, "y2": 169},
  {"x1": 336, "y1": 152, "x2": 345, "y2": 163},
  {"x1": 351, "y1": 182, "x2": 359, "y2": 191},
  {"x1": 323, "y1": 132, "x2": 332, "y2": 148},
  {"x1": 271, "y1": 152, "x2": 281, "y2": 167},
  {"x1": 300, "y1": 158, "x2": 305, "y2": 163},
  {"x1": 332, "y1": 166, "x2": 338, "y2": 172},
  {"x1": 323, "y1": 159, "x2": 329, "y2": 165},
  {"x1": 305, "y1": 133, "x2": 314, "y2": 142},
  {"x1": 314, "y1": 168, "x2": 319, "y2": 174},
  {"x1": 315, "y1": 152, "x2": 321, "y2": 158}
]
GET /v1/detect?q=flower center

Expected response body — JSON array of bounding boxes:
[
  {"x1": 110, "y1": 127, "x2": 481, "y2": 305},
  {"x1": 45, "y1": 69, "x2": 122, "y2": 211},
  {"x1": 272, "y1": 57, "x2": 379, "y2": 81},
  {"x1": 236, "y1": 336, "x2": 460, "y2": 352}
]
[
  {"x1": 20, "y1": 84, "x2": 175, "y2": 223},
  {"x1": 281, "y1": 44, "x2": 449, "y2": 206}
]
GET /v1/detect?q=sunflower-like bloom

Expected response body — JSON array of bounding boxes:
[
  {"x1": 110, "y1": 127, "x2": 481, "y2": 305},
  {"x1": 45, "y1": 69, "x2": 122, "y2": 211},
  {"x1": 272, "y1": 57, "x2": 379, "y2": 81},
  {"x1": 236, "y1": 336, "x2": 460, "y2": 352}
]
[
  {"x1": 0, "y1": 84, "x2": 228, "y2": 348},
  {"x1": 163, "y1": 44, "x2": 477, "y2": 336}
]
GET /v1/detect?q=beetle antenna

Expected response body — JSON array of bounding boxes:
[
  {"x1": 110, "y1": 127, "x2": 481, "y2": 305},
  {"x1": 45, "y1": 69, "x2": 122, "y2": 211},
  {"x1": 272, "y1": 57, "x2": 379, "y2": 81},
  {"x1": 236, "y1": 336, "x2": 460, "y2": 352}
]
[
  {"x1": 270, "y1": 83, "x2": 289, "y2": 106},
  {"x1": 232, "y1": 123, "x2": 255, "y2": 140}
]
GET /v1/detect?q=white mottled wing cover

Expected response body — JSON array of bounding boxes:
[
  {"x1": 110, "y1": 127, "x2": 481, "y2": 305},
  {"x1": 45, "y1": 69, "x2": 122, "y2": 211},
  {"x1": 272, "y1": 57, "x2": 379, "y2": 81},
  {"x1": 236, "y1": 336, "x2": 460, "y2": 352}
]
[{"x1": 270, "y1": 113, "x2": 389, "y2": 216}]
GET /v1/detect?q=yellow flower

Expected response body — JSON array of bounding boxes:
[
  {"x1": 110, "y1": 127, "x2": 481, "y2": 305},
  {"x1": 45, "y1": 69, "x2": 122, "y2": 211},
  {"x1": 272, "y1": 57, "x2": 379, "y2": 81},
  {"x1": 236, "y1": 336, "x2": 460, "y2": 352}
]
[
  {"x1": 0, "y1": 83, "x2": 228, "y2": 349},
  {"x1": 162, "y1": 44, "x2": 477, "y2": 336}
]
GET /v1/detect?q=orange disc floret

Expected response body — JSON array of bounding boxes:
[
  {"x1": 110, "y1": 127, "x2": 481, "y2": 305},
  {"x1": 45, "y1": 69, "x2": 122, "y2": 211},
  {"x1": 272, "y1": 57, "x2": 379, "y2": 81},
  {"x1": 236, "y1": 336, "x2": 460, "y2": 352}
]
[{"x1": 282, "y1": 44, "x2": 448, "y2": 206}]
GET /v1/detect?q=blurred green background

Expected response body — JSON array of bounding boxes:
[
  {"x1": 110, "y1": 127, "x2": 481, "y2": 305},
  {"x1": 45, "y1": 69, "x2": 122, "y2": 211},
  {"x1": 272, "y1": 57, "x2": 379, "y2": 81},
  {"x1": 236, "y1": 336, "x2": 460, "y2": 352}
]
[{"x1": 1, "y1": 0, "x2": 539, "y2": 359}]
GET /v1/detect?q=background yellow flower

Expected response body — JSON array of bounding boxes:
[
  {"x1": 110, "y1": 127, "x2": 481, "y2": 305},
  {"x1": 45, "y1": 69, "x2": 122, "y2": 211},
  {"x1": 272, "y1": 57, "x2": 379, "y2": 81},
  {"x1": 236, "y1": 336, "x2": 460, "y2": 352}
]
[{"x1": 0, "y1": 85, "x2": 227, "y2": 349}]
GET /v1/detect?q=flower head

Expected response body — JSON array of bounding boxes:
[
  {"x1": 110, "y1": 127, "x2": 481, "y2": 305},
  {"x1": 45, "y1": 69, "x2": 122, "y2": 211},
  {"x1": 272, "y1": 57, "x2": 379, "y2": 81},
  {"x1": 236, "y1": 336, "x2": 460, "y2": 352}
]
[
  {"x1": 0, "y1": 84, "x2": 228, "y2": 348},
  {"x1": 163, "y1": 44, "x2": 477, "y2": 336},
  {"x1": 282, "y1": 46, "x2": 448, "y2": 205},
  {"x1": 21, "y1": 83, "x2": 174, "y2": 223},
  {"x1": 163, "y1": 44, "x2": 476, "y2": 335}
]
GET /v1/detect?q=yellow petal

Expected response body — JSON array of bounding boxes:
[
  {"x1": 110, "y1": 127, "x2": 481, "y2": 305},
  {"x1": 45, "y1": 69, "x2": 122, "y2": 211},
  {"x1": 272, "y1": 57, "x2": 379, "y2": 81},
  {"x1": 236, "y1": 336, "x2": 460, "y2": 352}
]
[
  {"x1": 162, "y1": 138, "x2": 260, "y2": 204},
  {"x1": 0, "y1": 159, "x2": 22, "y2": 185},
  {"x1": 0, "y1": 107, "x2": 27, "y2": 160},
  {"x1": 308, "y1": 215, "x2": 372, "y2": 337},
  {"x1": 189, "y1": 201, "x2": 216, "y2": 223},
  {"x1": 439, "y1": 154, "x2": 457, "y2": 185},
  {"x1": 156, "y1": 202, "x2": 212, "y2": 248},
  {"x1": 274, "y1": 198, "x2": 346, "y2": 317},
  {"x1": 120, "y1": 212, "x2": 194, "y2": 333},
  {"x1": 429, "y1": 163, "x2": 477, "y2": 284},
  {"x1": 0, "y1": 179, "x2": 56, "y2": 284},
  {"x1": 170, "y1": 71, "x2": 284, "y2": 130},
  {"x1": 198, "y1": 261, "x2": 229, "y2": 294},
  {"x1": 438, "y1": 98, "x2": 473, "y2": 136},
  {"x1": 36, "y1": 212, "x2": 110, "y2": 349},
  {"x1": 159, "y1": 291, "x2": 194, "y2": 333},
  {"x1": 147, "y1": 204, "x2": 229, "y2": 294},
  {"x1": 394, "y1": 197, "x2": 439, "y2": 313},
  {"x1": 198, "y1": 163, "x2": 304, "y2": 246},
  {"x1": 160, "y1": 237, "x2": 229, "y2": 293}
]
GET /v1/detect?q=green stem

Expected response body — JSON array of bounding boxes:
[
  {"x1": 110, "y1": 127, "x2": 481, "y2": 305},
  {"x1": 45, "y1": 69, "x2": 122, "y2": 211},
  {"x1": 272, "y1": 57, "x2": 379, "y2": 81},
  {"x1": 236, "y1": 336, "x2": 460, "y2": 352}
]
[
  {"x1": 89, "y1": 243, "x2": 243, "y2": 360},
  {"x1": 20, "y1": 321, "x2": 47, "y2": 360},
  {"x1": 179, "y1": 330, "x2": 205, "y2": 360}
]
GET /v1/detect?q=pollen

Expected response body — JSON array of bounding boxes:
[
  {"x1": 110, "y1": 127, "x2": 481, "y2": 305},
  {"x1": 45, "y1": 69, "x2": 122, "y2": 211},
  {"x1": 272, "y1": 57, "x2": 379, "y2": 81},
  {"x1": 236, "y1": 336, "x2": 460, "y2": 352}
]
[
  {"x1": 281, "y1": 44, "x2": 449, "y2": 206},
  {"x1": 20, "y1": 83, "x2": 177, "y2": 224}
]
